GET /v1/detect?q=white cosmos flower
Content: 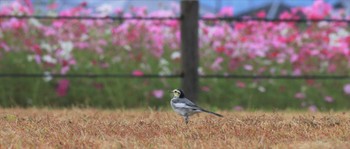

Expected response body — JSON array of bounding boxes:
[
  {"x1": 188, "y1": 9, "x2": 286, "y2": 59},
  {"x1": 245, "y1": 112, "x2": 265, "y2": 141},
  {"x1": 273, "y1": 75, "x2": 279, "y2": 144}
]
[
  {"x1": 159, "y1": 58, "x2": 169, "y2": 66},
  {"x1": 329, "y1": 28, "x2": 349, "y2": 47},
  {"x1": 317, "y1": 21, "x2": 328, "y2": 28},
  {"x1": 40, "y1": 42, "x2": 53, "y2": 52},
  {"x1": 59, "y1": 41, "x2": 73, "y2": 60},
  {"x1": 159, "y1": 58, "x2": 170, "y2": 75},
  {"x1": 258, "y1": 86, "x2": 266, "y2": 93},
  {"x1": 198, "y1": 67, "x2": 204, "y2": 75},
  {"x1": 97, "y1": 4, "x2": 112, "y2": 16},
  {"x1": 123, "y1": 45, "x2": 131, "y2": 51},
  {"x1": 43, "y1": 71, "x2": 52, "y2": 82},
  {"x1": 27, "y1": 55, "x2": 34, "y2": 62},
  {"x1": 171, "y1": 51, "x2": 181, "y2": 60},
  {"x1": 29, "y1": 18, "x2": 42, "y2": 27},
  {"x1": 80, "y1": 34, "x2": 89, "y2": 41},
  {"x1": 42, "y1": 55, "x2": 57, "y2": 64}
]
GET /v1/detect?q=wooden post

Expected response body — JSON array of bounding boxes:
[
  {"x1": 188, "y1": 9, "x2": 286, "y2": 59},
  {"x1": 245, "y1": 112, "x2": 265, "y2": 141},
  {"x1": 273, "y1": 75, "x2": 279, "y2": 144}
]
[{"x1": 181, "y1": 0, "x2": 199, "y2": 102}]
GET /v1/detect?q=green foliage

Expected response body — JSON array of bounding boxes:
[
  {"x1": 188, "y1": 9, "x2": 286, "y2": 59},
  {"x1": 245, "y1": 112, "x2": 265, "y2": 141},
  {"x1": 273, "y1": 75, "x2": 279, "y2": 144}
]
[{"x1": 1, "y1": 51, "x2": 350, "y2": 110}]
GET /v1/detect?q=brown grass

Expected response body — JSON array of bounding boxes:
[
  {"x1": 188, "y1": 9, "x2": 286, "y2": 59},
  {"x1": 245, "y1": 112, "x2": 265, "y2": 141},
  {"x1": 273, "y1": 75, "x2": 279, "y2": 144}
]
[{"x1": 1, "y1": 108, "x2": 350, "y2": 149}]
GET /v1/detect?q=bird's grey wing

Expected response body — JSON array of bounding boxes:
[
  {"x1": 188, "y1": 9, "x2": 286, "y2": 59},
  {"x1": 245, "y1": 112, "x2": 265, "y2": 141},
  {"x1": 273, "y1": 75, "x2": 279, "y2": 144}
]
[{"x1": 172, "y1": 98, "x2": 200, "y2": 109}]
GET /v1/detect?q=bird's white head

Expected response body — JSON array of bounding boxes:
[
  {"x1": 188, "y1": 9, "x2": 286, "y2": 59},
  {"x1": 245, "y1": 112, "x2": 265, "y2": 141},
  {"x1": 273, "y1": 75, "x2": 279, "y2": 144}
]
[{"x1": 171, "y1": 89, "x2": 184, "y2": 98}]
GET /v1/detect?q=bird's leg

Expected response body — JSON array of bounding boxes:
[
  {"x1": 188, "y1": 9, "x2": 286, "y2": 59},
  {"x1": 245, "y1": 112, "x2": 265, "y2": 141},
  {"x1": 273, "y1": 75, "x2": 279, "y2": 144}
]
[{"x1": 184, "y1": 116, "x2": 189, "y2": 124}]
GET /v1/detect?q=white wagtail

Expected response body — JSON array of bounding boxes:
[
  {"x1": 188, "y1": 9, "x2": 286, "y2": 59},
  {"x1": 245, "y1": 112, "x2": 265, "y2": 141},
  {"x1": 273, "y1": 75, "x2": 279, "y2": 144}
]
[{"x1": 170, "y1": 89, "x2": 223, "y2": 124}]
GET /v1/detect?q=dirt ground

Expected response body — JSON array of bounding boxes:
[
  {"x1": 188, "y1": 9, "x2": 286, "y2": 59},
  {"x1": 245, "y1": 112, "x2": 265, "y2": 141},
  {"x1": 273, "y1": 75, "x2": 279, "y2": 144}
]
[{"x1": 1, "y1": 108, "x2": 350, "y2": 149}]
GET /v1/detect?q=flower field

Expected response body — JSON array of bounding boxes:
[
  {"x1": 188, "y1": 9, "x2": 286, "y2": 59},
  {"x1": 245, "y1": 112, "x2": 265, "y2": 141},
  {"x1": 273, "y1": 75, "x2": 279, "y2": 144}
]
[
  {"x1": 1, "y1": 0, "x2": 350, "y2": 110},
  {"x1": 1, "y1": 108, "x2": 350, "y2": 148}
]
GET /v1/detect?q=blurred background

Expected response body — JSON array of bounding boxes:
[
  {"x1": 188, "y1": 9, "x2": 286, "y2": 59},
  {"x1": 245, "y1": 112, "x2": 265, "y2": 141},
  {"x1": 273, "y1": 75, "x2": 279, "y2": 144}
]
[
  {"x1": 1, "y1": 0, "x2": 350, "y2": 111},
  {"x1": 1, "y1": 0, "x2": 349, "y2": 17}
]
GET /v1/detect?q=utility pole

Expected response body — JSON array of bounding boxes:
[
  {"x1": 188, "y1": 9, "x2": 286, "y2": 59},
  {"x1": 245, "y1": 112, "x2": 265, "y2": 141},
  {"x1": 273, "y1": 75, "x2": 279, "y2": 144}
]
[{"x1": 181, "y1": 0, "x2": 199, "y2": 101}]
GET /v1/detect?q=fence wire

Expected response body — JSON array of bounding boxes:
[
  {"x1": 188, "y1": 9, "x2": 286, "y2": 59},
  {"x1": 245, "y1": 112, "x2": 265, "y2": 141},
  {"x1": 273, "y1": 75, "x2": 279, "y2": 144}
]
[
  {"x1": 0, "y1": 15, "x2": 181, "y2": 21},
  {"x1": 0, "y1": 73, "x2": 182, "y2": 78},
  {"x1": 2, "y1": 15, "x2": 350, "y2": 22},
  {"x1": 0, "y1": 73, "x2": 350, "y2": 80}
]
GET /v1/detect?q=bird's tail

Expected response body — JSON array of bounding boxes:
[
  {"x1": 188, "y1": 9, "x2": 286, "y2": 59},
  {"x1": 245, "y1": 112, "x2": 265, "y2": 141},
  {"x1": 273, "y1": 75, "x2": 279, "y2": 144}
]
[{"x1": 201, "y1": 109, "x2": 223, "y2": 117}]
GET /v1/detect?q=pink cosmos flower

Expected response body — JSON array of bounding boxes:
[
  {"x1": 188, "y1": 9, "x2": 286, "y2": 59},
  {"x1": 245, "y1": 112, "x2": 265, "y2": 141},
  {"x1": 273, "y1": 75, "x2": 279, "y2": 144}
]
[
  {"x1": 100, "y1": 63, "x2": 109, "y2": 68},
  {"x1": 53, "y1": 21, "x2": 64, "y2": 28},
  {"x1": 201, "y1": 86, "x2": 210, "y2": 92},
  {"x1": 294, "y1": 92, "x2": 305, "y2": 99},
  {"x1": 327, "y1": 64, "x2": 337, "y2": 73},
  {"x1": 244, "y1": 64, "x2": 253, "y2": 71},
  {"x1": 219, "y1": 7, "x2": 233, "y2": 16},
  {"x1": 98, "y1": 39, "x2": 107, "y2": 46},
  {"x1": 292, "y1": 69, "x2": 302, "y2": 76},
  {"x1": 324, "y1": 96, "x2": 334, "y2": 103},
  {"x1": 236, "y1": 81, "x2": 246, "y2": 88},
  {"x1": 43, "y1": 27, "x2": 56, "y2": 36},
  {"x1": 34, "y1": 55, "x2": 41, "y2": 64},
  {"x1": 302, "y1": 0, "x2": 331, "y2": 19},
  {"x1": 280, "y1": 11, "x2": 293, "y2": 19},
  {"x1": 308, "y1": 105, "x2": 318, "y2": 112},
  {"x1": 93, "y1": 83, "x2": 104, "y2": 90},
  {"x1": 233, "y1": 106, "x2": 244, "y2": 111},
  {"x1": 343, "y1": 84, "x2": 350, "y2": 95},
  {"x1": 131, "y1": 6, "x2": 147, "y2": 17},
  {"x1": 23, "y1": 0, "x2": 34, "y2": 13},
  {"x1": 132, "y1": 70, "x2": 144, "y2": 77},
  {"x1": 76, "y1": 42, "x2": 89, "y2": 49},
  {"x1": 0, "y1": 42, "x2": 10, "y2": 51},
  {"x1": 60, "y1": 66, "x2": 70, "y2": 74},
  {"x1": 3, "y1": 18, "x2": 26, "y2": 30},
  {"x1": 56, "y1": 79, "x2": 69, "y2": 97},
  {"x1": 210, "y1": 57, "x2": 224, "y2": 71},
  {"x1": 152, "y1": 90, "x2": 164, "y2": 99},
  {"x1": 256, "y1": 11, "x2": 266, "y2": 18}
]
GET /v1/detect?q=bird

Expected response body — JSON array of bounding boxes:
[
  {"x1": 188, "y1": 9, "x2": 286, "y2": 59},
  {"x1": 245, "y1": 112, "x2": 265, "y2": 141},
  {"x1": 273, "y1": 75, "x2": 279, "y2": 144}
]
[{"x1": 170, "y1": 89, "x2": 223, "y2": 124}]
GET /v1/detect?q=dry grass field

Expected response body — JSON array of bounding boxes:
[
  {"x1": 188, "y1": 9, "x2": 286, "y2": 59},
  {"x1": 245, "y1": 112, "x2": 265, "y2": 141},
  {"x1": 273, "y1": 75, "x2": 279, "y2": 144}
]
[{"x1": 1, "y1": 108, "x2": 350, "y2": 149}]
